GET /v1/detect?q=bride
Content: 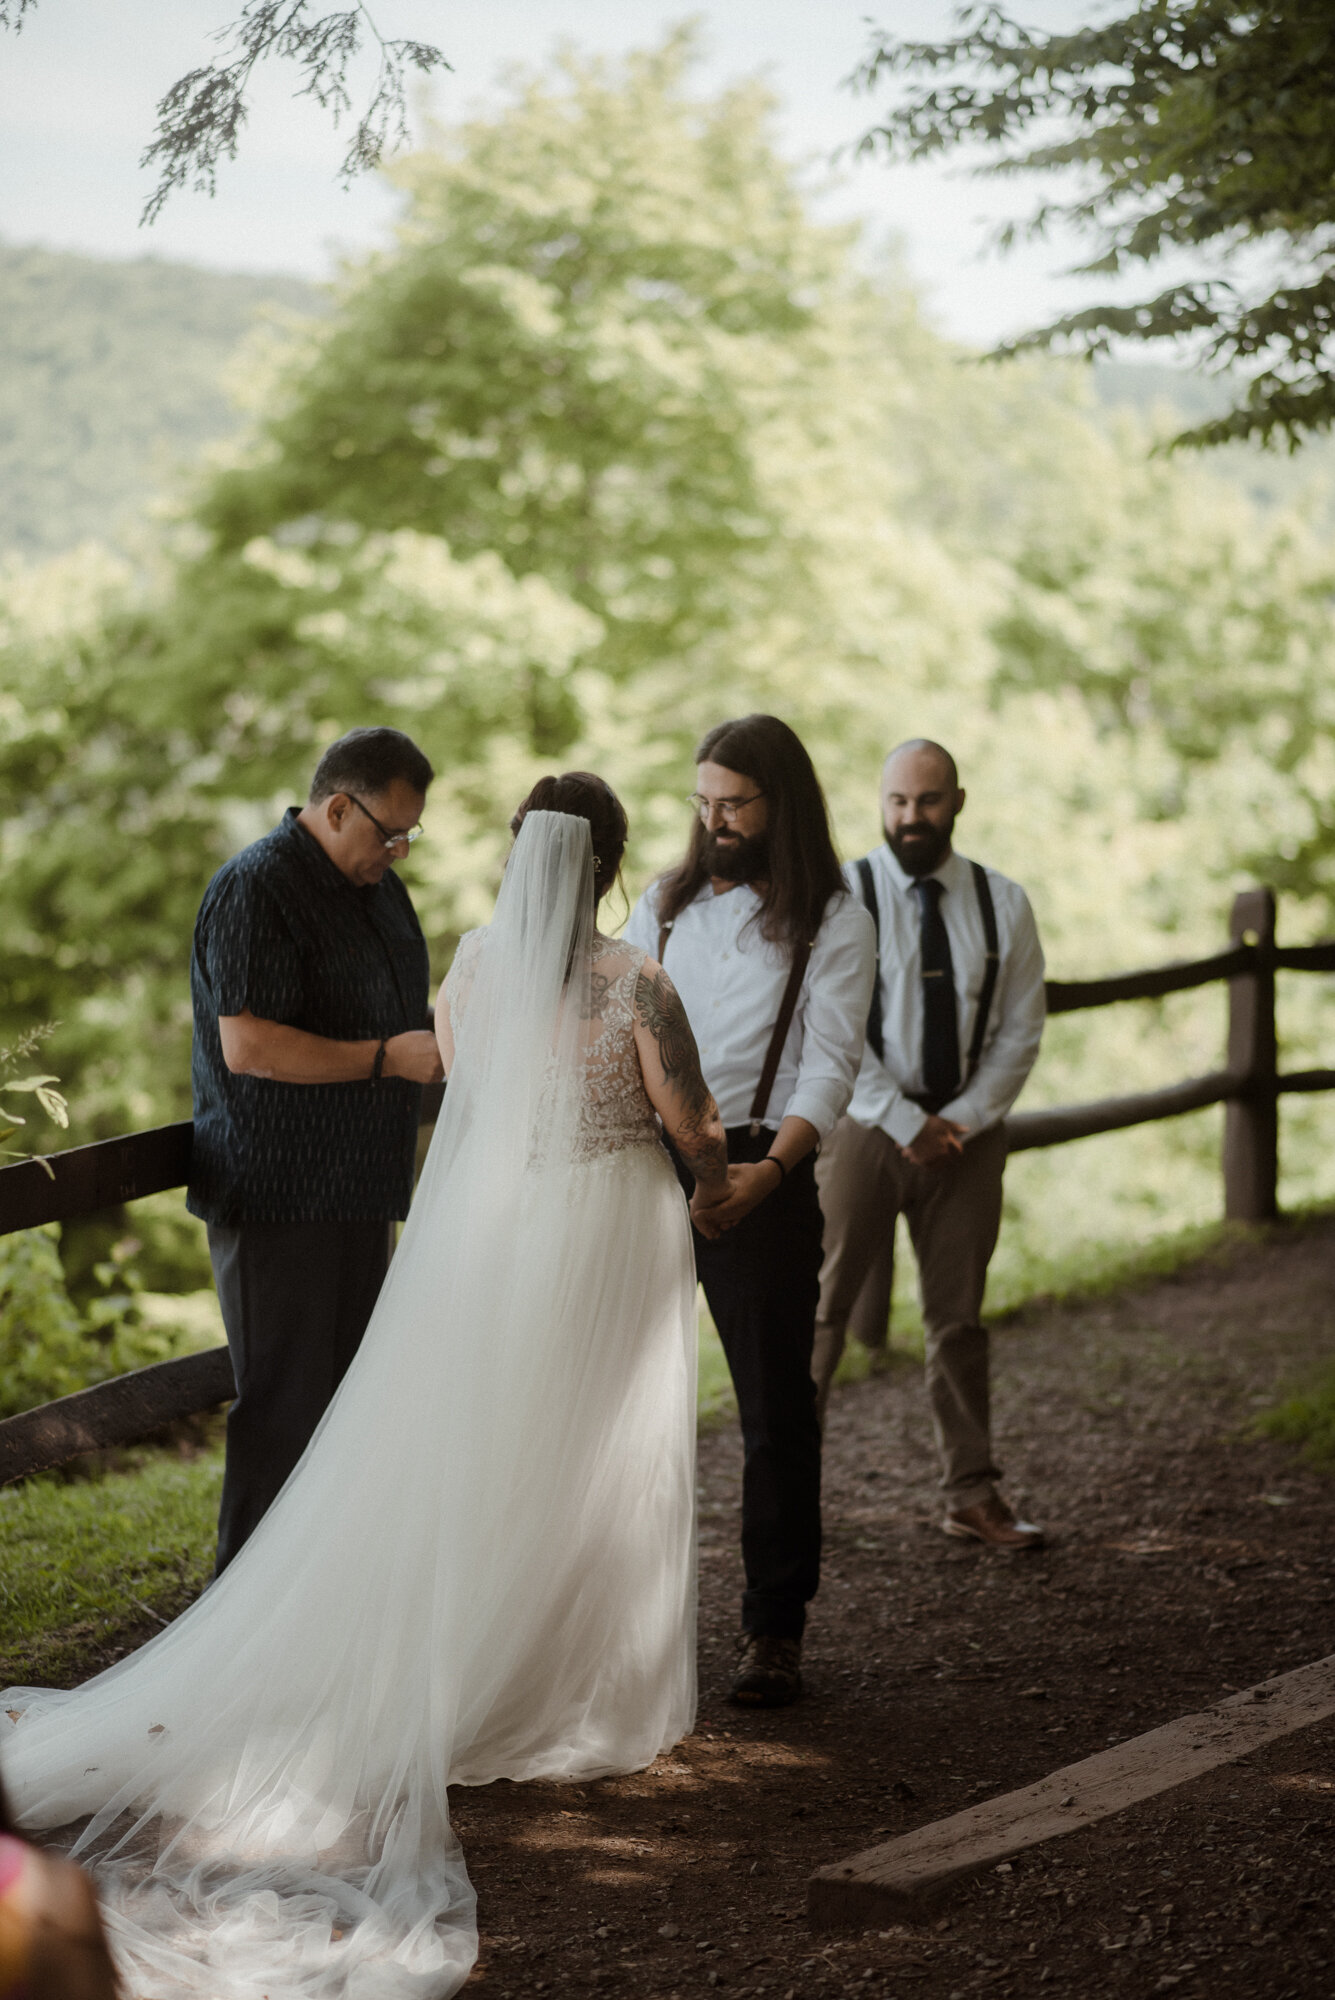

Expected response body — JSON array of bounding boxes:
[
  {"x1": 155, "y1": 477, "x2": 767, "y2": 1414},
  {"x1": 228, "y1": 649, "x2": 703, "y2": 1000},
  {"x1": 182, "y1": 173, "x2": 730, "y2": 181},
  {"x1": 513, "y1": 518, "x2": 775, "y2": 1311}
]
[{"x1": 1, "y1": 772, "x2": 729, "y2": 1998}]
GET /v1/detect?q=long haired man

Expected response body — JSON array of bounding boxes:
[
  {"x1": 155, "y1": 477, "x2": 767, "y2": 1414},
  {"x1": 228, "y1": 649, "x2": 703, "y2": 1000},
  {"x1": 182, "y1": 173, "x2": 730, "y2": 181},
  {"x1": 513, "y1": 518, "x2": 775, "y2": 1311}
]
[{"x1": 626, "y1": 715, "x2": 875, "y2": 1706}]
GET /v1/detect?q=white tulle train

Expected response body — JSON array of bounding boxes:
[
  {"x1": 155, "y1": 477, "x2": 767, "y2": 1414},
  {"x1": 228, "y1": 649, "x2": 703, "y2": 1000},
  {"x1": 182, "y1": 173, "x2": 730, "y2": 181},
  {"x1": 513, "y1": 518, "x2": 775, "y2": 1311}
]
[{"x1": 1, "y1": 811, "x2": 698, "y2": 1997}]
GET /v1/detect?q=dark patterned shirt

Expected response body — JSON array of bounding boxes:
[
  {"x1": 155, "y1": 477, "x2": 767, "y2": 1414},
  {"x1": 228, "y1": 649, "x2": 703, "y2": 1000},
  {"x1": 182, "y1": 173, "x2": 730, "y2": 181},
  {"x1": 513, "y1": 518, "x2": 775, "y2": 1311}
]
[{"x1": 187, "y1": 809, "x2": 430, "y2": 1225}]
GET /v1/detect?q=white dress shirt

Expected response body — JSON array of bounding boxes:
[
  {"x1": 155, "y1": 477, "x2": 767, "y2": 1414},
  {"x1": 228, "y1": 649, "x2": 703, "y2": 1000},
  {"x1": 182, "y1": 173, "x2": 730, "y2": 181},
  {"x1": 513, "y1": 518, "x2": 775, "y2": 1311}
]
[
  {"x1": 846, "y1": 844, "x2": 1046, "y2": 1148},
  {"x1": 624, "y1": 881, "x2": 876, "y2": 1139}
]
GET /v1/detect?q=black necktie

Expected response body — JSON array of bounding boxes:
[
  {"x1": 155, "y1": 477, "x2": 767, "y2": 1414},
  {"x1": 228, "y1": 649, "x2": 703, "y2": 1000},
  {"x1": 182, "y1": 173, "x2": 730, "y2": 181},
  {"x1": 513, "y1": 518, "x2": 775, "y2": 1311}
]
[{"x1": 912, "y1": 877, "x2": 959, "y2": 1107}]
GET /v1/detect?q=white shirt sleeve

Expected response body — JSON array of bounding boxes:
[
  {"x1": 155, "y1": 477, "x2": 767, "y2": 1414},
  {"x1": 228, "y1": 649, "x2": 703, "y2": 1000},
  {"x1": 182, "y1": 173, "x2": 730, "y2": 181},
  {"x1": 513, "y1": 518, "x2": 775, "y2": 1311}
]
[
  {"x1": 880, "y1": 1079, "x2": 933, "y2": 1151},
  {"x1": 941, "y1": 888, "x2": 1046, "y2": 1138},
  {"x1": 784, "y1": 899, "x2": 877, "y2": 1139},
  {"x1": 622, "y1": 887, "x2": 659, "y2": 957}
]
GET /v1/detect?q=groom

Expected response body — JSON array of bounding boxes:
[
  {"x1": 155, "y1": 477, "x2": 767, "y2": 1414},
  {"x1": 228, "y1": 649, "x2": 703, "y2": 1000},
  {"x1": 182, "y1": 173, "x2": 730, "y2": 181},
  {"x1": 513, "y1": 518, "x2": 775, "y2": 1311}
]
[
  {"x1": 626, "y1": 715, "x2": 875, "y2": 1706},
  {"x1": 188, "y1": 727, "x2": 444, "y2": 1573}
]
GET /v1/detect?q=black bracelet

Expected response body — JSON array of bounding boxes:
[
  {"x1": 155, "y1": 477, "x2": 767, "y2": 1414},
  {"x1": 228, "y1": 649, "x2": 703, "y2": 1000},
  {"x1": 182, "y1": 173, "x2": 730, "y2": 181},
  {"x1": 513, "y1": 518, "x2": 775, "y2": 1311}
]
[
  {"x1": 763, "y1": 1154, "x2": 787, "y2": 1182},
  {"x1": 372, "y1": 1038, "x2": 388, "y2": 1084}
]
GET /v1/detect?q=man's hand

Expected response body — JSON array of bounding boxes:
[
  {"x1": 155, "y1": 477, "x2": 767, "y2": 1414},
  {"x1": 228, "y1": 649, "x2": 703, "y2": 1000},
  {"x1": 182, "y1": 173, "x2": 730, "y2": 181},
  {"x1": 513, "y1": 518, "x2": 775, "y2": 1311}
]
[
  {"x1": 901, "y1": 1114, "x2": 967, "y2": 1167},
  {"x1": 383, "y1": 1030, "x2": 445, "y2": 1085},
  {"x1": 690, "y1": 1160, "x2": 783, "y2": 1238}
]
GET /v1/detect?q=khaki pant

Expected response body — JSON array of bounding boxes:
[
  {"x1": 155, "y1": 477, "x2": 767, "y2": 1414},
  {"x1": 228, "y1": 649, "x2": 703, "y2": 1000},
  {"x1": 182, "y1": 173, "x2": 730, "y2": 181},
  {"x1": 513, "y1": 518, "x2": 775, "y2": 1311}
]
[{"x1": 813, "y1": 1116, "x2": 1008, "y2": 1509}]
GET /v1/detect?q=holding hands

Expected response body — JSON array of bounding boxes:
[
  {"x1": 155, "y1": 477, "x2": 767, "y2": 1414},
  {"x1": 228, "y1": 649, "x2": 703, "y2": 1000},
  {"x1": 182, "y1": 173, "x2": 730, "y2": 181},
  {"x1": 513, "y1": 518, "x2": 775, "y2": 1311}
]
[{"x1": 690, "y1": 1160, "x2": 781, "y2": 1238}]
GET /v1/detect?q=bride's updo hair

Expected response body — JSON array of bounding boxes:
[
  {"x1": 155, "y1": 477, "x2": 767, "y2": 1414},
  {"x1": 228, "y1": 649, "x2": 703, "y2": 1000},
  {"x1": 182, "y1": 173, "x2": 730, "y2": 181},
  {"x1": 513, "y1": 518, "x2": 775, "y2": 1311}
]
[{"x1": 510, "y1": 772, "x2": 629, "y2": 902}]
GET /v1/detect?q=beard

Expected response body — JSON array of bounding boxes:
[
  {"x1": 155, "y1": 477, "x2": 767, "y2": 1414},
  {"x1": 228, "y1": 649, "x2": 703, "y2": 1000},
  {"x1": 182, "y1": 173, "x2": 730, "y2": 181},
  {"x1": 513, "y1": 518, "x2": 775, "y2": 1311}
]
[
  {"x1": 885, "y1": 815, "x2": 954, "y2": 878},
  {"x1": 704, "y1": 827, "x2": 770, "y2": 883}
]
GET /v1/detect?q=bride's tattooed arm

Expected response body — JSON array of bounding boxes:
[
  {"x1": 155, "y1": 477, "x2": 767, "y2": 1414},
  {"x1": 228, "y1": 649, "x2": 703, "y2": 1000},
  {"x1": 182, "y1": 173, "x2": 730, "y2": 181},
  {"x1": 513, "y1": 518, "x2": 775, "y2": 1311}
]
[{"x1": 632, "y1": 965, "x2": 728, "y2": 1190}]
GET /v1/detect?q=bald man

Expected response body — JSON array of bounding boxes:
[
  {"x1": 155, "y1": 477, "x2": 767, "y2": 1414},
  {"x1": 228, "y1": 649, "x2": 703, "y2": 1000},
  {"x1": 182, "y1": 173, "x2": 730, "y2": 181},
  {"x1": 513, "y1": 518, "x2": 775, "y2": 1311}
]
[{"x1": 812, "y1": 742, "x2": 1048, "y2": 1547}]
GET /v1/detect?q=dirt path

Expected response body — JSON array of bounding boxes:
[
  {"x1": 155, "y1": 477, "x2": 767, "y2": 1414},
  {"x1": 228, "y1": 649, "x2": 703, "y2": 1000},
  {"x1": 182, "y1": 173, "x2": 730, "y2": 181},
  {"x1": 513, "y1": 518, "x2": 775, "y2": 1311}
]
[{"x1": 455, "y1": 1215, "x2": 1335, "y2": 1999}]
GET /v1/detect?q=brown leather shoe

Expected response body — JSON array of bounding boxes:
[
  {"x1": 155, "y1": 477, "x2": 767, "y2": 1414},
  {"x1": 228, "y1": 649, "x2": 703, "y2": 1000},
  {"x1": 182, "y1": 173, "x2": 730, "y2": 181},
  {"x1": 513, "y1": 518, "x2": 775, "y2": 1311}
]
[
  {"x1": 943, "y1": 1494, "x2": 1045, "y2": 1551},
  {"x1": 728, "y1": 1632, "x2": 804, "y2": 1707}
]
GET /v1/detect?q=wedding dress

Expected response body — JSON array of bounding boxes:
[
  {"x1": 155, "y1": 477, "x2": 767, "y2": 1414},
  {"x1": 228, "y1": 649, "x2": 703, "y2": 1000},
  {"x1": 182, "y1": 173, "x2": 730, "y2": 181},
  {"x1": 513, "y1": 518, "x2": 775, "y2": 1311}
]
[{"x1": 1, "y1": 810, "x2": 698, "y2": 1998}]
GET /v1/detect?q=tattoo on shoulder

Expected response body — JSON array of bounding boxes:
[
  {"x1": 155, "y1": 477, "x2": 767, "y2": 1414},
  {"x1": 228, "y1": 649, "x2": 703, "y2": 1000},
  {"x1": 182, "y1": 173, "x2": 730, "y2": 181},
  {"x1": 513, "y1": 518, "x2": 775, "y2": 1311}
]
[{"x1": 633, "y1": 967, "x2": 698, "y2": 1080}]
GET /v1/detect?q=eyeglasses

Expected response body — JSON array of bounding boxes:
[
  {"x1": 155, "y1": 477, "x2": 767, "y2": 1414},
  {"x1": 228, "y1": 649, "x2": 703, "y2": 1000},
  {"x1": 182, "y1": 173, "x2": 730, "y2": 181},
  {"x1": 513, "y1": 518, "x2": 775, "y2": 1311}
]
[
  {"x1": 347, "y1": 794, "x2": 424, "y2": 851},
  {"x1": 687, "y1": 791, "x2": 765, "y2": 825}
]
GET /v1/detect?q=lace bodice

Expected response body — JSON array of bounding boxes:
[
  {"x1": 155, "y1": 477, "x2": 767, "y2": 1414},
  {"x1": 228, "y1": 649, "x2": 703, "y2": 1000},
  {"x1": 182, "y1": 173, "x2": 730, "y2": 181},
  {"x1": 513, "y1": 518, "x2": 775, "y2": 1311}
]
[{"x1": 445, "y1": 931, "x2": 660, "y2": 1162}]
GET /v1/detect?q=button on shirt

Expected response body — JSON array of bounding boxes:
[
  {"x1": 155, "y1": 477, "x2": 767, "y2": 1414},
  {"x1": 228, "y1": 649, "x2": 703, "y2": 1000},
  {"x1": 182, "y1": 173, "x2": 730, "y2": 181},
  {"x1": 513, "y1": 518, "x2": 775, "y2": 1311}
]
[
  {"x1": 624, "y1": 883, "x2": 876, "y2": 1137},
  {"x1": 187, "y1": 809, "x2": 430, "y2": 1225},
  {"x1": 847, "y1": 845, "x2": 1046, "y2": 1148}
]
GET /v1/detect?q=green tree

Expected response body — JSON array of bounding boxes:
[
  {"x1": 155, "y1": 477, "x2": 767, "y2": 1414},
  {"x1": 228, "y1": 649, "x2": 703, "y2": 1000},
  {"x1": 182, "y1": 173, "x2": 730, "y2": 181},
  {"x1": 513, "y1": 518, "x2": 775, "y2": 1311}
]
[
  {"x1": 856, "y1": 2, "x2": 1335, "y2": 447},
  {"x1": 0, "y1": 30, "x2": 887, "y2": 1133}
]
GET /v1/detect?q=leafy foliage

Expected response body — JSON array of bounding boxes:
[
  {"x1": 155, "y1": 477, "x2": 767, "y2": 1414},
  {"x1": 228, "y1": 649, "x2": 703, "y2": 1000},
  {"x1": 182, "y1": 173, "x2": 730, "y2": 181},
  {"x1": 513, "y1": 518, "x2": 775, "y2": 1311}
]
[
  {"x1": 0, "y1": 1222, "x2": 220, "y2": 1419},
  {"x1": 0, "y1": 1024, "x2": 67, "y2": 1166},
  {"x1": 0, "y1": 2, "x2": 450, "y2": 224},
  {"x1": 855, "y1": 2, "x2": 1335, "y2": 448}
]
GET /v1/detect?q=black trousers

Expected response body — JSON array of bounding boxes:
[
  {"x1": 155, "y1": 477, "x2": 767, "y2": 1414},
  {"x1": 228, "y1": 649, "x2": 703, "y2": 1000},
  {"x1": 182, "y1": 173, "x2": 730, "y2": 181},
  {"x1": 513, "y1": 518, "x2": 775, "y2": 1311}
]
[
  {"x1": 208, "y1": 1219, "x2": 393, "y2": 1575},
  {"x1": 673, "y1": 1128, "x2": 824, "y2": 1640}
]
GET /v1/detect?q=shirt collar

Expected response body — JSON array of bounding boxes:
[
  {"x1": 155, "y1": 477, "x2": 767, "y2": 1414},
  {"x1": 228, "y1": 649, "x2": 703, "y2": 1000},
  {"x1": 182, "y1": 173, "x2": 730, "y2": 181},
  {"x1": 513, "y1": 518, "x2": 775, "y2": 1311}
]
[
  {"x1": 880, "y1": 842, "x2": 969, "y2": 897},
  {"x1": 281, "y1": 806, "x2": 362, "y2": 895}
]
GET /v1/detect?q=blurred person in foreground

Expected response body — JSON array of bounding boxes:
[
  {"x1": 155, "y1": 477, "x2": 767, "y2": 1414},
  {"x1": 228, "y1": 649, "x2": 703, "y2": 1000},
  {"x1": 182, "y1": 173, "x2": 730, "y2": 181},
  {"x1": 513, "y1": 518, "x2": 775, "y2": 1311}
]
[
  {"x1": 812, "y1": 740, "x2": 1047, "y2": 1548},
  {"x1": 187, "y1": 726, "x2": 444, "y2": 1572},
  {"x1": 626, "y1": 715, "x2": 876, "y2": 1706},
  {"x1": 0, "y1": 1770, "x2": 117, "y2": 1998}
]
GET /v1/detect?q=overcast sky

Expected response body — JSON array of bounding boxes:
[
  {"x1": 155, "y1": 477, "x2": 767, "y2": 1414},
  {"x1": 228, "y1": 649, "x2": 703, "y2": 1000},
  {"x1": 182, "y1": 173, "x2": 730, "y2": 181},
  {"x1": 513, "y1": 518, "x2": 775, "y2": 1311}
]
[{"x1": 0, "y1": 1, "x2": 1129, "y2": 345}]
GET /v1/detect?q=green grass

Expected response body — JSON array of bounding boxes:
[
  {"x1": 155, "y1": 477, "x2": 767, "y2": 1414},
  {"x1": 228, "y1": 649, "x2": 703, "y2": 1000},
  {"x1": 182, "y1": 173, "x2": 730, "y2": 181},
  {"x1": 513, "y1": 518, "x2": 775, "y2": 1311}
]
[
  {"x1": 984, "y1": 1214, "x2": 1271, "y2": 1321},
  {"x1": 1255, "y1": 1368, "x2": 1335, "y2": 1468},
  {"x1": 0, "y1": 1448, "x2": 222, "y2": 1685}
]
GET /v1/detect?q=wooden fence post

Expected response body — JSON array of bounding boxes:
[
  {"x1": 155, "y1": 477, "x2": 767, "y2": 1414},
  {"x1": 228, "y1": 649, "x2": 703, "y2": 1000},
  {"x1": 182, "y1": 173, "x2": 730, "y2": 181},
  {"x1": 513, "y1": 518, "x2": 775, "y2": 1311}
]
[{"x1": 1224, "y1": 887, "x2": 1278, "y2": 1222}]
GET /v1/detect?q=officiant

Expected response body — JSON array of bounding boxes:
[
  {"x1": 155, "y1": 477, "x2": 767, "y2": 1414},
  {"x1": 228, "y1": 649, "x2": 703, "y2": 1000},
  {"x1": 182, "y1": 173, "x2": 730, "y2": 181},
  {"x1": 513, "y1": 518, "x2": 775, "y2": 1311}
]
[
  {"x1": 626, "y1": 714, "x2": 875, "y2": 1708},
  {"x1": 187, "y1": 727, "x2": 444, "y2": 1574}
]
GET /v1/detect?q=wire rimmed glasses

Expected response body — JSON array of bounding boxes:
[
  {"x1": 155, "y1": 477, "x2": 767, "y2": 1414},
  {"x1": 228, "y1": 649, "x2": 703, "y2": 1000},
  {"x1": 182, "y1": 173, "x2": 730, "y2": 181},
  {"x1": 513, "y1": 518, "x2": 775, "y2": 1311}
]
[{"x1": 686, "y1": 791, "x2": 765, "y2": 825}]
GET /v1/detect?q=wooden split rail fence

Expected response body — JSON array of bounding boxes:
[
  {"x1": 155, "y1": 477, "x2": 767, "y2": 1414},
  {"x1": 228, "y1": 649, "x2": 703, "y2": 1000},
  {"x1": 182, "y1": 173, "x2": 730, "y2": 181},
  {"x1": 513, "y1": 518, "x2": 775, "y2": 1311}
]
[{"x1": 2, "y1": 888, "x2": 1333, "y2": 1486}]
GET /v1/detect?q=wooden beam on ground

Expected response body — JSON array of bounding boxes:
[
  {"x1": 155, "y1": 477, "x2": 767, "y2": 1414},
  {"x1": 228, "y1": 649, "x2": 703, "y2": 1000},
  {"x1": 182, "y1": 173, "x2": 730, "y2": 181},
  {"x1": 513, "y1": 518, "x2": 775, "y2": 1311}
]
[
  {"x1": 808, "y1": 1654, "x2": 1335, "y2": 1929},
  {"x1": 0, "y1": 1346, "x2": 236, "y2": 1485}
]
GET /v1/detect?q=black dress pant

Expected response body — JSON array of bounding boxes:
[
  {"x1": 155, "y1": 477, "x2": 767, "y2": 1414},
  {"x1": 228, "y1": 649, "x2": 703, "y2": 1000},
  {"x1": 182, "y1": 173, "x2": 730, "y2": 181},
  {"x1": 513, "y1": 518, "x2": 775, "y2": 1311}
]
[
  {"x1": 208, "y1": 1219, "x2": 393, "y2": 1575},
  {"x1": 673, "y1": 1128, "x2": 824, "y2": 1640}
]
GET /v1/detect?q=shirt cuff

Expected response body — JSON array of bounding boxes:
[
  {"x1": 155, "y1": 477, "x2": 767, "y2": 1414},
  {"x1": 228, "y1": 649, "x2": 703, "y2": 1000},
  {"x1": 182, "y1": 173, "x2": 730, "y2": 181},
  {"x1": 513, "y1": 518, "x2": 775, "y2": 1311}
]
[
  {"x1": 783, "y1": 1084, "x2": 849, "y2": 1143},
  {"x1": 885, "y1": 1100, "x2": 928, "y2": 1148},
  {"x1": 940, "y1": 1093, "x2": 1000, "y2": 1139}
]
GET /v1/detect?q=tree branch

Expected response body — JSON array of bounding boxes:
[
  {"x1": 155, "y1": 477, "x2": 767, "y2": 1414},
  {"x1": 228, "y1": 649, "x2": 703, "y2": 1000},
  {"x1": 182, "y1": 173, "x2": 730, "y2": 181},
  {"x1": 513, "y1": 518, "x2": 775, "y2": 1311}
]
[{"x1": 1, "y1": 2, "x2": 450, "y2": 223}]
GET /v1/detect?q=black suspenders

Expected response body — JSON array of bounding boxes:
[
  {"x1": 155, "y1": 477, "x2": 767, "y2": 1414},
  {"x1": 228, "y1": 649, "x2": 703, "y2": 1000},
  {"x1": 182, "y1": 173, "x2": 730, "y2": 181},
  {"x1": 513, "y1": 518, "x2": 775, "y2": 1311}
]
[
  {"x1": 966, "y1": 860, "x2": 1001, "y2": 1083},
  {"x1": 657, "y1": 916, "x2": 811, "y2": 1134},
  {"x1": 856, "y1": 857, "x2": 1000, "y2": 1090},
  {"x1": 855, "y1": 857, "x2": 885, "y2": 1064}
]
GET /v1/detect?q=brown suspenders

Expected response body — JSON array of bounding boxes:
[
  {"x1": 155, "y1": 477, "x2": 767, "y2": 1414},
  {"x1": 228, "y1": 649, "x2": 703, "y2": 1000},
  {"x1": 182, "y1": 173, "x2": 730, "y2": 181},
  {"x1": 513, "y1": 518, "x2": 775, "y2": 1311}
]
[{"x1": 656, "y1": 919, "x2": 813, "y2": 1136}]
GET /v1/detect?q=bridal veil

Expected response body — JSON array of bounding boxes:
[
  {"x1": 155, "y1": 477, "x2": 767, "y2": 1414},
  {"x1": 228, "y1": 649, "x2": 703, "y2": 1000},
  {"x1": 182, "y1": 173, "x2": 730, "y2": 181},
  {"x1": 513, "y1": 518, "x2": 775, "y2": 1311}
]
[{"x1": 2, "y1": 809, "x2": 698, "y2": 1997}]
